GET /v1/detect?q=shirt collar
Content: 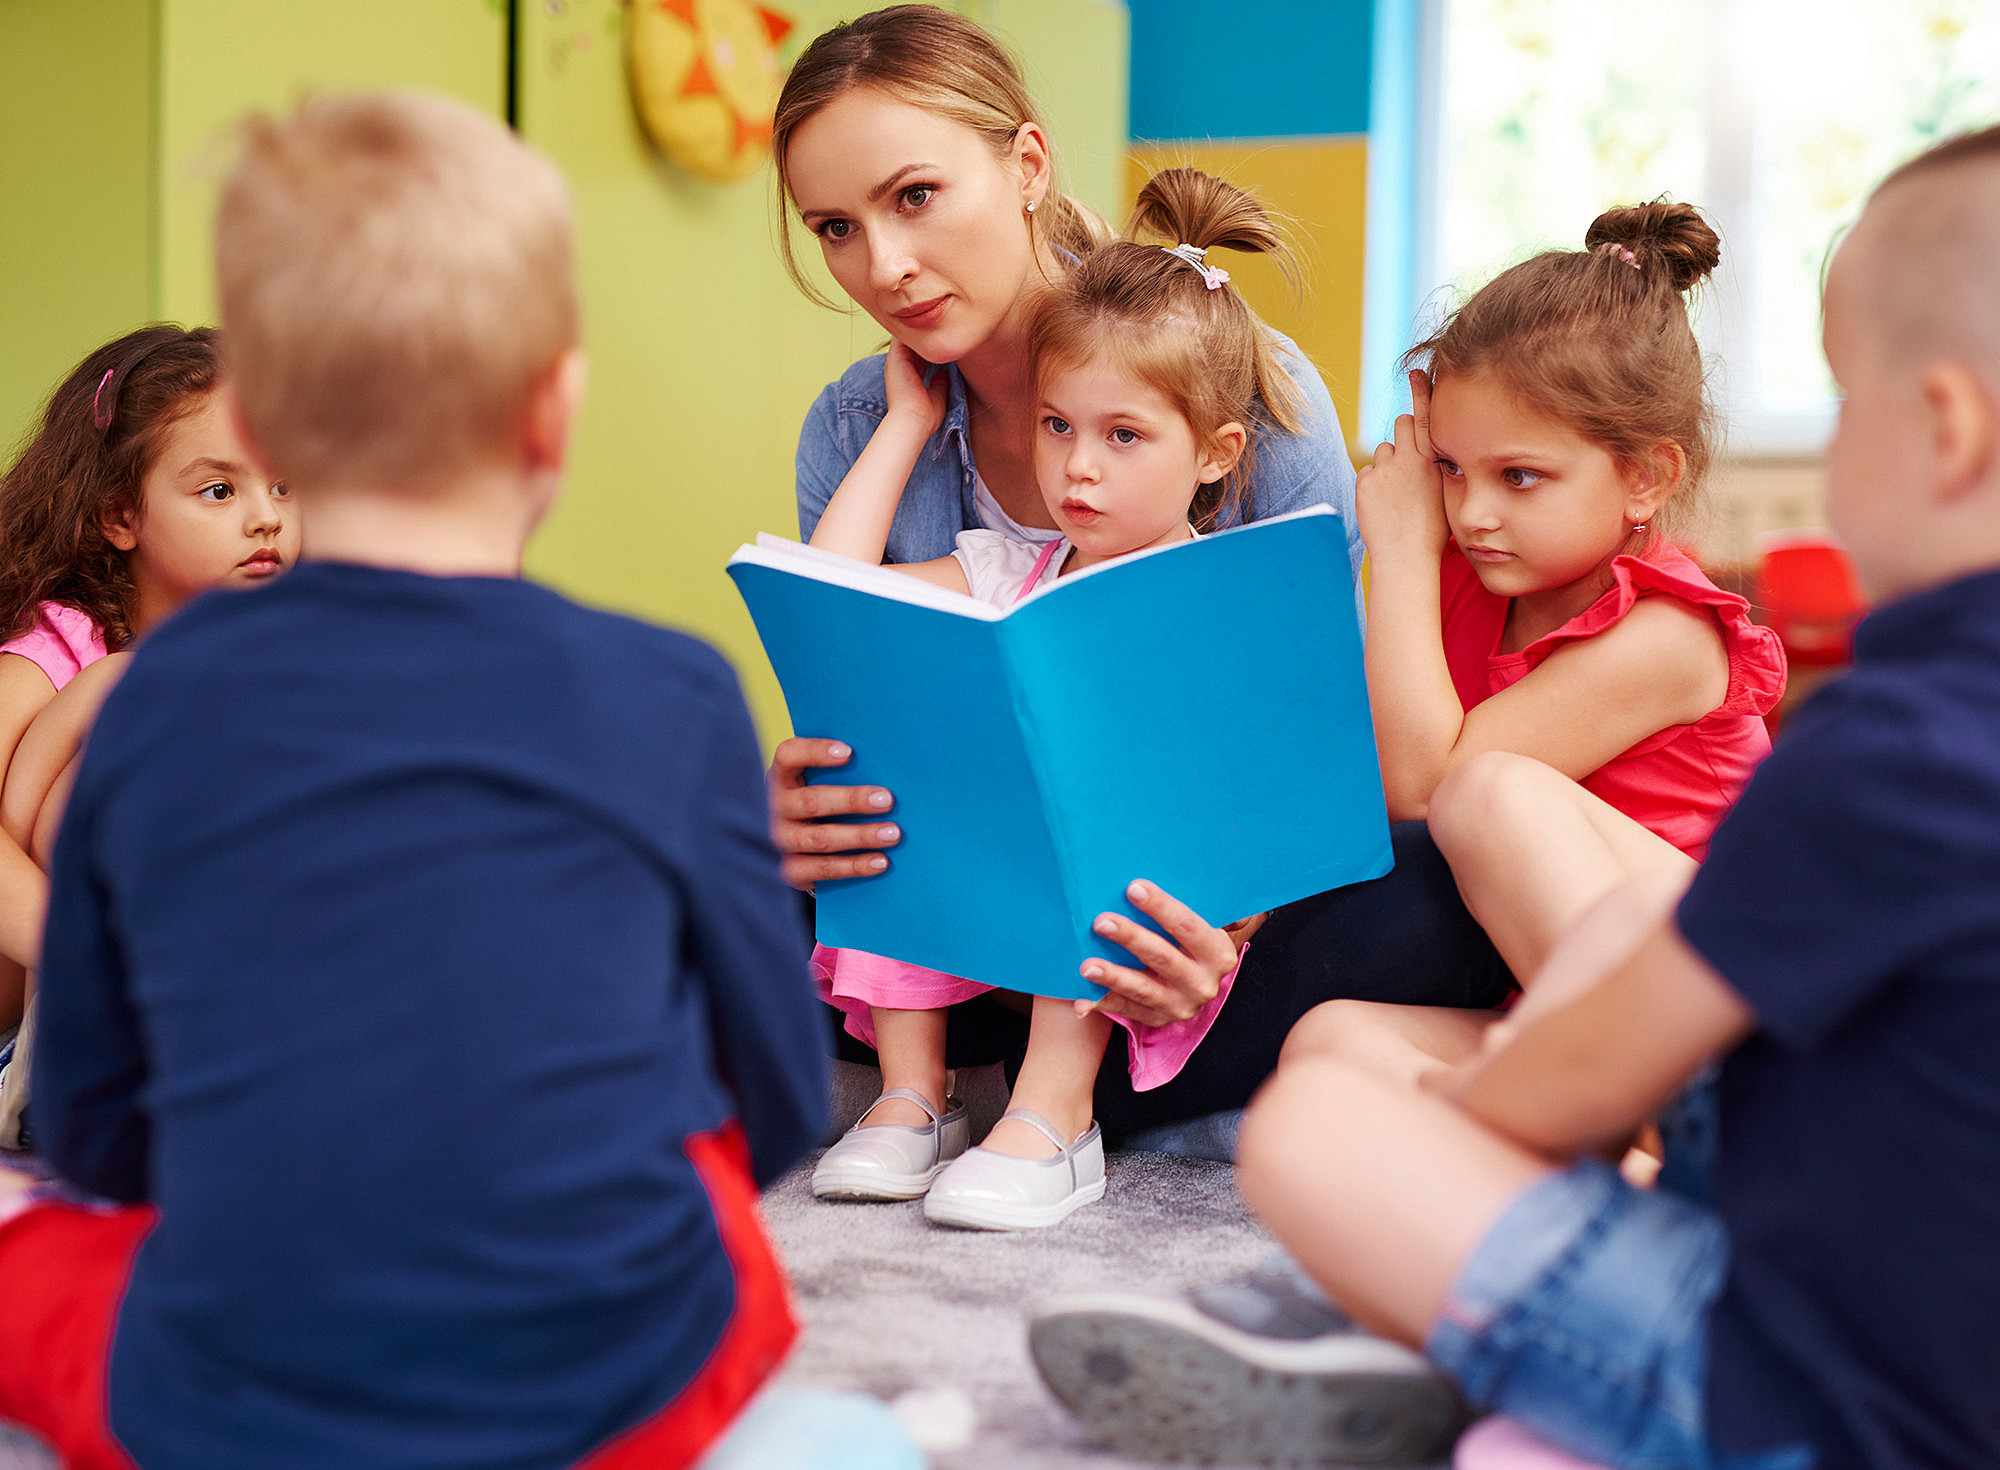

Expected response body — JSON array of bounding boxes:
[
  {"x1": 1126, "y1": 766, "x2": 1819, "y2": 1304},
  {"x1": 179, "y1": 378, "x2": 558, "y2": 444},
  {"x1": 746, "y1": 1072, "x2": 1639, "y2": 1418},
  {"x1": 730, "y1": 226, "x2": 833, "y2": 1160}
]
[
  {"x1": 1854, "y1": 564, "x2": 2000, "y2": 663},
  {"x1": 933, "y1": 363, "x2": 972, "y2": 464}
]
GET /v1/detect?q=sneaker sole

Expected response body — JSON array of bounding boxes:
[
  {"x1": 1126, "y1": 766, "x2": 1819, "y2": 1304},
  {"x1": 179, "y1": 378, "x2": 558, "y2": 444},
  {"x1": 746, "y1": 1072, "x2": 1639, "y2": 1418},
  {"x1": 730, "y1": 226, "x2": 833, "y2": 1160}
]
[
  {"x1": 1029, "y1": 1294, "x2": 1468, "y2": 1465},
  {"x1": 810, "y1": 1162, "x2": 945, "y2": 1202},
  {"x1": 923, "y1": 1175, "x2": 1106, "y2": 1231}
]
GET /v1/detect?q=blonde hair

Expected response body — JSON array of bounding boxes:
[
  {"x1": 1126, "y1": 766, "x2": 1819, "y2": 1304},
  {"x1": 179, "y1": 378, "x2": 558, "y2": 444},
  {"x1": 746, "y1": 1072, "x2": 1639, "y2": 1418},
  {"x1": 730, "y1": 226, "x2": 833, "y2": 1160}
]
[
  {"x1": 1404, "y1": 200, "x2": 1721, "y2": 543},
  {"x1": 771, "y1": 4, "x2": 1111, "y2": 308},
  {"x1": 216, "y1": 90, "x2": 579, "y2": 490},
  {"x1": 1027, "y1": 167, "x2": 1302, "y2": 532}
]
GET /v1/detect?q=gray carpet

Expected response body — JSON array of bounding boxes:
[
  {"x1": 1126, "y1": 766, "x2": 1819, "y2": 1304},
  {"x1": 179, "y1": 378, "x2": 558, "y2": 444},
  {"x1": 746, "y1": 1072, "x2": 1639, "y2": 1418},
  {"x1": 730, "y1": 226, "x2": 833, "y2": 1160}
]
[{"x1": 765, "y1": 1146, "x2": 1280, "y2": 1469}]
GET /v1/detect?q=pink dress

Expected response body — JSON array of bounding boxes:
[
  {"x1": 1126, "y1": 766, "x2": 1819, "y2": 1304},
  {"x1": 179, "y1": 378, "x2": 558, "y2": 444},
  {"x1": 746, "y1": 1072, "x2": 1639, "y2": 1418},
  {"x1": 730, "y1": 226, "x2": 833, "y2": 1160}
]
[
  {"x1": 1, "y1": 602, "x2": 107, "y2": 691},
  {"x1": 1439, "y1": 542, "x2": 1786, "y2": 860},
  {"x1": 812, "y1": 531, "x2": 1242, "y2": 1091}
]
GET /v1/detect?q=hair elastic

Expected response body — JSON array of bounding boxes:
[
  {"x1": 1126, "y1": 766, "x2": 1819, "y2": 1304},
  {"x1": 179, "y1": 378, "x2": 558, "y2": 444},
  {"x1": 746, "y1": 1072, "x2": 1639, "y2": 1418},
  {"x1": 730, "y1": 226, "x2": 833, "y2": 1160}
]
[
  {"x1": 1162, "y1": 242, "x2": 1230, "y2": 291},
  {"x1": 1596, "y1": 242, "x2": 1641, "y2": 270}
]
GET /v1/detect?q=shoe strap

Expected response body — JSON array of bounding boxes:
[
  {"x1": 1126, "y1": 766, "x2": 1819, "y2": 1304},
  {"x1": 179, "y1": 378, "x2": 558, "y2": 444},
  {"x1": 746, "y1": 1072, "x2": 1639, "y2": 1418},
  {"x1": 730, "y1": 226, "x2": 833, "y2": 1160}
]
[
  {"x1": 863, "y1": 1087, "x2": 941, "y2": 1125},
  {"x1": 996, "y1": 1108, "x2": 1070, "y2": 1154}
]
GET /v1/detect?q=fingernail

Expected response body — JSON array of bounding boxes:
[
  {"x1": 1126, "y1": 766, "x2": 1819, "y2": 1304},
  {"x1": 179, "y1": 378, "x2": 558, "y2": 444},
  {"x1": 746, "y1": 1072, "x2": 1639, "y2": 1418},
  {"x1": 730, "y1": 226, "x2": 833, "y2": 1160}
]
[
  {"x1": 1082, "y1": 964, "x2": 1103, "y2": 980},
  {"x1": 877, "y1": 825, "x2": 899, "y2": 843},
  {"x1": 867, "y1": 790, "x2": 892, "y2": 810},
  {"x1": 1094, "y1": 916, "x2": 1117, "y2": 936},
  {"x1": 1127, "y1": 880, "x2": 1149, "y2": 901},
  {"x1": 829, "y1": 743, "x2": 850, "y2": 760},
  {"x1": 866, "y1": 855, "x2": 887, "y2": 872}
]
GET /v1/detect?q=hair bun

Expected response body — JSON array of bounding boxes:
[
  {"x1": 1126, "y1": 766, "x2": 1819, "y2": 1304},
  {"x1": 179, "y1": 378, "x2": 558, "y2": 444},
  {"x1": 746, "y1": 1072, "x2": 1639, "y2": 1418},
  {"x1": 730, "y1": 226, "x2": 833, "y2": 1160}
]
[{"x1": 1585, "y1": 200, "x2": 1720, "y2": 293}]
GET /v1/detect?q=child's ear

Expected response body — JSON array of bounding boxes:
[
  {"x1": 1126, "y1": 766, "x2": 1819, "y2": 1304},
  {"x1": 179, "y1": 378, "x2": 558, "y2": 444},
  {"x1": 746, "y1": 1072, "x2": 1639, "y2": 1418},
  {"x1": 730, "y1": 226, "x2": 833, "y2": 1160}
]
[
  {"x1": 1198, "y1": 421, "x2": 1249, "y2": 485},
  {"x1": 1921, "y1": 360, "x2": 1997, "y2": 502},
  {"x1": 1625, "y1": 441, "x2": 1686, "y2": 525},
  {"x1": 523, "y1": 347, "x2": 588, "y2": 474},
  {"x1": 100, "y1": 504, "x2": 139, "y2": 553}
]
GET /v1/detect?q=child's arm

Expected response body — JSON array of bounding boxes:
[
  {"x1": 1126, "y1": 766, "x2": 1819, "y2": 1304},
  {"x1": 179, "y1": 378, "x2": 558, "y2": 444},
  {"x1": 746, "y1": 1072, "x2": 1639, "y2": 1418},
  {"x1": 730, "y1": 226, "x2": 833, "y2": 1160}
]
[
  {"x1": 0, "y1": 655, "x2": 62, "y2": 982},
  {"x1": 1361, "y1": 372, "x2": 1728, "y2": 819},
  {"x1": 684, "y1": 666, "x2": 830, "y2": 1186},
  {"x1": 1447, "y1": 913, "x2": 1752, "y2": 1159},
  {"x1": 807, "y1": 342, "x2": 971, "y2": 595},
  {"x1": 2, "y1": 653, "x2": 129, "y2": 858}
]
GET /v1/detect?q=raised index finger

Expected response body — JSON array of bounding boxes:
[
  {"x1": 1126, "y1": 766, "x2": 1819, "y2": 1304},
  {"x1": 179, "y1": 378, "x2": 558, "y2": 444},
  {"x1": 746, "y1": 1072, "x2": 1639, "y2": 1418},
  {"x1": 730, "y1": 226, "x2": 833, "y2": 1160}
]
[
  {"x1": 1407, "y1": 368, "x2": 1435, "y2": 459},
  {"x1": 771, "y1": 737, "x2": 854, "y2": 787}
]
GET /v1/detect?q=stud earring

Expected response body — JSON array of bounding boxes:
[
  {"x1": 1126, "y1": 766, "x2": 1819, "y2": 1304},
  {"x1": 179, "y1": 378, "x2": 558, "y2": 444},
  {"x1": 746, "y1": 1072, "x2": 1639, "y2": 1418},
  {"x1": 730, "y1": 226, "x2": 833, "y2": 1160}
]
[
  {"x1": 1025, "y1": 199, "x2": 1037, "y2": 215},
  {"x1": 1631, "y1": 521, "x2": 1649, "y2": 534}
]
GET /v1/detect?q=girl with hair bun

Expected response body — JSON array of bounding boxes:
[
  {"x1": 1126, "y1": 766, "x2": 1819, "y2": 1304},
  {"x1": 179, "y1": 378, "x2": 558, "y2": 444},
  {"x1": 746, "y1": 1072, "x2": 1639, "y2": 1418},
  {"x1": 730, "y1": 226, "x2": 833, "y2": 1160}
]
[
  {"x1": 800, "y1": 166, "x2": 1309, "y2": 1229},
  {"x1": 1287, "y1": 200, "x2": 1787, "y2": 1084}
]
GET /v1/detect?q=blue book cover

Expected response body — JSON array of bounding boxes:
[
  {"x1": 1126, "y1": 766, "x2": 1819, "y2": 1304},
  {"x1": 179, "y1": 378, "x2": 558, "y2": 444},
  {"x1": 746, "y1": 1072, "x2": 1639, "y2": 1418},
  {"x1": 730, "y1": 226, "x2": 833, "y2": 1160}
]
[{"x1": 727, "y1": 506, "x2": 1391, "y2": 1000}]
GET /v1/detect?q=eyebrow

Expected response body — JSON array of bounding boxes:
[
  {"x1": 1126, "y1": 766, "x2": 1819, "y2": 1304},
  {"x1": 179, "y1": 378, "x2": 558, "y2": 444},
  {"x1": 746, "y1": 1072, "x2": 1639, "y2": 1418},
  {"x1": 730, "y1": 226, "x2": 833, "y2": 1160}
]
[
  {"x1": 799, "y1": 163, "x2": 938, "y2": 222},
  {"x1": 178, "y1": 457, "x2": 242, "y2": 479}
]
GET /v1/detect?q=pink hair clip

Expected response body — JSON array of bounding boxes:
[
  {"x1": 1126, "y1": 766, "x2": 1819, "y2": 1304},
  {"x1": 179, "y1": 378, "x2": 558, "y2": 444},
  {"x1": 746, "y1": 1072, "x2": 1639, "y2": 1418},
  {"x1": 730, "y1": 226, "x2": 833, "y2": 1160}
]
[
  {"x1": 91, "y1": 367, "x2": 118, "y2": 431},
  {"x1": 1596, "y1": 242, "x2": 1641, "y2": 270},
  {"x1": 1163, "y1": 242, "x2": 1230, "y2": 291}
]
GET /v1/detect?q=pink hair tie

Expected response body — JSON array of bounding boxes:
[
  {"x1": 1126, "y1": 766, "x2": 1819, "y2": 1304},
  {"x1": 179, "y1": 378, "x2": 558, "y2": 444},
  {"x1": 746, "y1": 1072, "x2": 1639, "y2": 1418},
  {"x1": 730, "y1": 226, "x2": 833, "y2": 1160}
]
[
  {"x1": 91, "y1": 367, "x2": 118, "y2": 431},
  {"x1": 1596, "y1": 242, "x2": 1640, "y2": 270}
]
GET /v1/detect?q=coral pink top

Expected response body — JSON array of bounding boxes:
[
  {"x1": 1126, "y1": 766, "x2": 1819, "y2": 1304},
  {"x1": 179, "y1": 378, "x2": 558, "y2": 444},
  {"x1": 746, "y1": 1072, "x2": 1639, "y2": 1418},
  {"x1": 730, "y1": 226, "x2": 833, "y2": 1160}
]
[
  {"x1": 1, "y1": 601, "x2": 107, "y2": 692},
  {"x1": 1440, "y1": 543, "x2": 1786, "y2": 859}
]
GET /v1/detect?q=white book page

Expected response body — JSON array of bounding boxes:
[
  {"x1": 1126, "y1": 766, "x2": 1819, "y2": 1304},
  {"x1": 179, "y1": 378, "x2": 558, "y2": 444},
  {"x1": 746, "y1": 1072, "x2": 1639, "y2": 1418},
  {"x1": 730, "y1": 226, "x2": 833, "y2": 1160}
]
[{"x1": 726, "y1": 535, "x2": 1006, "y2": 621}]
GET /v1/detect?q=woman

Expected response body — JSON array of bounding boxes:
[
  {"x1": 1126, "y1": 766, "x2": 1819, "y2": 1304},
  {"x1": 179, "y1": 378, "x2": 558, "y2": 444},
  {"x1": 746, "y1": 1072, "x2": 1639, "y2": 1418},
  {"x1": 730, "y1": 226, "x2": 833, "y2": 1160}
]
[{"x1": 766, "y1": 5, "x2": 1510, "y2": 1145}]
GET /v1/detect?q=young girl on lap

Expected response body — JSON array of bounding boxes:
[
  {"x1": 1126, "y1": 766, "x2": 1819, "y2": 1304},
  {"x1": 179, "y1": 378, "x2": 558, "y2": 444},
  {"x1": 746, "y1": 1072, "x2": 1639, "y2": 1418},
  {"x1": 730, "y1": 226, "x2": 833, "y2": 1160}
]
[
  {"x1": 806, "y1": 169, "x2": 1289, "y2": 1228},
  {"x1": 0, "y1": 326, "x2": 297, "y2": 1148},
  {"x1": 1292, "y1": 203, "x2": 1784, "y2": 1083}
]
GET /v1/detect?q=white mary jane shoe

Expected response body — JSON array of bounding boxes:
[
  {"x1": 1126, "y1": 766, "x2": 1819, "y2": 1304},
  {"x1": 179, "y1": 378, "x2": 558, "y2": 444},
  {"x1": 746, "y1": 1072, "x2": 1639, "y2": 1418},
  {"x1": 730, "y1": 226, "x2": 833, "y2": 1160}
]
[
  {"x1": 922, "y1": 1109, "x2": 1106, "y2": 1231},
  {"x1": 811, "y1": 1087, "x2": 970, "y2": 1201}
]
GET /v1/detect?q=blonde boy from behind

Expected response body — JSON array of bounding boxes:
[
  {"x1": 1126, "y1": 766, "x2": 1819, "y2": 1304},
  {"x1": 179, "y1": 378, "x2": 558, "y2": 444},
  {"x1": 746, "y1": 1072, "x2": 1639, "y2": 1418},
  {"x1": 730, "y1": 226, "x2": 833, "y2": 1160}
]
[{"x1": 9, "y1": 90, "x2": 929, "y2": 1470}]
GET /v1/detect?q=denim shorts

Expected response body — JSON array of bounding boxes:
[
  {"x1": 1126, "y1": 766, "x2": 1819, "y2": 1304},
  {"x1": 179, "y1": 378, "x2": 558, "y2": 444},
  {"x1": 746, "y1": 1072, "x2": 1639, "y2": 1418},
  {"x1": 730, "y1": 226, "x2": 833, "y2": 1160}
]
[{"x1": 1426, "y1": 1160, "x2": 1811, "y2": 1470}]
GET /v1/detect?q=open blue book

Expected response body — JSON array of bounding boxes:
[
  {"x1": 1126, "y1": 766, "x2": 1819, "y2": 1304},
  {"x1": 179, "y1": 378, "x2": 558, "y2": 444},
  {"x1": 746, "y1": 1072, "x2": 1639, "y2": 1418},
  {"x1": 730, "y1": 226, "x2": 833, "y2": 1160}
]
[{"x1": 727, "y1": 506, "x2": 1391, "y2": 1000}]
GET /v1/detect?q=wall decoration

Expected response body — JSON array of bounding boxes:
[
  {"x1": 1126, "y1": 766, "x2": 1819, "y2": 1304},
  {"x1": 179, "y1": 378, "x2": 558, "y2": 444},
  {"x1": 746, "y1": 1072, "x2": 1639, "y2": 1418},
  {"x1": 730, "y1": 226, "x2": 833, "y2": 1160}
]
[{"x1": 629, "y1": 0, "x2": 792, "y2": 183}]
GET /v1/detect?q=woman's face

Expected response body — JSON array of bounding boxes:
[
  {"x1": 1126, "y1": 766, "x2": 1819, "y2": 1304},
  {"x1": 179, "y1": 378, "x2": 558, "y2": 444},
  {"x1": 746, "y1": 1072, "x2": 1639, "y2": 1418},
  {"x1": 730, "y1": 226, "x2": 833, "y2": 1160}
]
[
  {"x1": 107, "y1": 391, "x2": 301, "y2": 626},
  {"x1": 787, "y1": 88, "x2": 1049, "y2": 365}
]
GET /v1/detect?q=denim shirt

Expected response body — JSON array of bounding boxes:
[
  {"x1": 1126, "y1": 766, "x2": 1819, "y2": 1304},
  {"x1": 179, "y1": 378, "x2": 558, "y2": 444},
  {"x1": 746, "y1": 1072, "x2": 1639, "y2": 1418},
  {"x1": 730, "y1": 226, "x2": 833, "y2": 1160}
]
[{"x1": 794, "y1": 329, "x2": 1362, "y2": 585}]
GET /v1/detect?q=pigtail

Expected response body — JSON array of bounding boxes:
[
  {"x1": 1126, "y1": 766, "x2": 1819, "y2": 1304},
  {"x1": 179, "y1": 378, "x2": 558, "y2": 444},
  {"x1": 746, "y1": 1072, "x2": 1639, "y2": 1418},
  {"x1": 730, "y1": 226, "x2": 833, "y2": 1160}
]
[{"x1": 1126, "y1": 168, "x2": 1304, "y2": 436}]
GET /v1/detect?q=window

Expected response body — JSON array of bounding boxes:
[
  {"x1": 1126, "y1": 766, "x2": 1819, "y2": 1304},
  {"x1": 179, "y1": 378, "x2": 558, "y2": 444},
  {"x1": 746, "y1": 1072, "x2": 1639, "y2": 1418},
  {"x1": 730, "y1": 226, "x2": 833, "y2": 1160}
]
[{"x1": 1403, "y1": 0, "x2": 2000, "y2": 455}]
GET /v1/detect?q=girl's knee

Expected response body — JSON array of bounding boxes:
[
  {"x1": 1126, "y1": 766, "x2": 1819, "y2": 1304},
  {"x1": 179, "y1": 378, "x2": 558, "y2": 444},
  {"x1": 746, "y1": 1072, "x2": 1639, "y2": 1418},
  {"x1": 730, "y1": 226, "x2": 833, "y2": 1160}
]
[
  {"x1": 1430, "y1": 751, "x2": 1560, "y2": 859},
  {"x1": 1278, "y1": 998, "x2": 1381, "y2": 1069},
  {"x1": 1239, "y1": 1057, "x2": 1381, "y2": 1204}
]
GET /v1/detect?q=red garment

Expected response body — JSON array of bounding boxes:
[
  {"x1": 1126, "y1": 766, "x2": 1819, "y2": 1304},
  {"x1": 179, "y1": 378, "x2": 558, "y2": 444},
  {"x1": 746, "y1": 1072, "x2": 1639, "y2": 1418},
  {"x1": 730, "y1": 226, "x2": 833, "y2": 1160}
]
[
  {"x1": 0, "y1": 1122, "x2": 793, "y2": 1470},
  {"x1": 1439, "y1": 543, "x2": 1786, "y2": 859}
]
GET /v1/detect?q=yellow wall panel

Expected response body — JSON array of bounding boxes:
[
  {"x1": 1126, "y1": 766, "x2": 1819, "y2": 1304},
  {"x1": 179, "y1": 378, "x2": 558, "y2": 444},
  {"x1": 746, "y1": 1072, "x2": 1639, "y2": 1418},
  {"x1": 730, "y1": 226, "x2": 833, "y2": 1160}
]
[{"x1": 1127, "y1": 137, "x2": 1369, "y2": 460}]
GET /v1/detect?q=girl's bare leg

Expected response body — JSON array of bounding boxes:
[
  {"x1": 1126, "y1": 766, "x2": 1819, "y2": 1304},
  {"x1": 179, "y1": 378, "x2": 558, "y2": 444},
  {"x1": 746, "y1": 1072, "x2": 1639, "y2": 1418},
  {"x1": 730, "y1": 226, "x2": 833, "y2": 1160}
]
[
  {"x1": 863, "y1": 1006, "x2": 949, "y2": 1128},
  {"x1": 982, "y1": 996, "x2": 1111, "y2": 1158},
  {"x1": 1430, "y1": 751, "x2": 1697, "y2": 983},
  {"x1": 1239, "y1": 1056, "x2": 1550, "y2": 1348},
  {"x1": 1280, "y1": 998, "x2": 1501, "y2": 1089}
]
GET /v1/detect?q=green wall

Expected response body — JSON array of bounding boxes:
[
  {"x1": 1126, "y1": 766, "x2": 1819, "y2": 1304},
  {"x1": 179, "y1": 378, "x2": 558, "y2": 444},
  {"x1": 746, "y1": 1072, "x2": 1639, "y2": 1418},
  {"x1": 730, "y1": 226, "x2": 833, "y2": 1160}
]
[{"x1": 0, "y1": 0, "x2": 1128, "y2": 748}]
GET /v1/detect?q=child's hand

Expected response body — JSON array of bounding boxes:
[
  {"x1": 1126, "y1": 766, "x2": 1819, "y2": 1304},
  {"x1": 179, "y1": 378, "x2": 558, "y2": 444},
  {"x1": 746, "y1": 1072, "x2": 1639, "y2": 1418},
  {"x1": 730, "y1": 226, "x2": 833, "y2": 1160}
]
[
  {"x1": 1076, "y1": 880, "x2": 1241, "y2": 1028},
  {"x1": 1355, "y1": 369, "x2": 1449, "y2": 560},
  {"x1": 883, "y1": 340, "x2": 949, "y2": 440}
]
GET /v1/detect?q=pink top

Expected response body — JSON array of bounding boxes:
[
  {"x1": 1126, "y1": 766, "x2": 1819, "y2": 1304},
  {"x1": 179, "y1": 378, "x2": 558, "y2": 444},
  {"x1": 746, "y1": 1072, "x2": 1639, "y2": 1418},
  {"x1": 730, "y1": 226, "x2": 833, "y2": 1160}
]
[
  {"x1": 812, "y1": 530, "x2": 1239, "y2": 1092},
  {"x1": 1, "y1": 601, "x2": 108, "y2": 692},
  {"x1": 1439, "y1": 542, "x2": 1787, "y2": 859}
]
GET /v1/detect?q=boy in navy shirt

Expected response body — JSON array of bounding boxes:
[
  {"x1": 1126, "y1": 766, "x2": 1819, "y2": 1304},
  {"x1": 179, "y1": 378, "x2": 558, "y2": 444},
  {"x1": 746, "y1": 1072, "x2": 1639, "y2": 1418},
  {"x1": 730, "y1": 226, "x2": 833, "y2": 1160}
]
[
  {"x1": 1039, "y1": 128, "x2": 2000, "y2": 1469},
  {"x1": 0, "y1": 93, "x2": 841, "y2": 1470},
  {"x1": 1227, "y1": 126, "x2": 2000, "y2": 1469}
]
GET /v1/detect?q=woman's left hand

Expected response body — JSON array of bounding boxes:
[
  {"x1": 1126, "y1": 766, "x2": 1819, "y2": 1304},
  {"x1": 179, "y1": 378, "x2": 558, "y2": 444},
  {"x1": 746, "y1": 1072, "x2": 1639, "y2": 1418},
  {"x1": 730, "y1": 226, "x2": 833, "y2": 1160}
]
[{"x1": 1076, "y1": 880, "x2": 1242, "y2": 1028}]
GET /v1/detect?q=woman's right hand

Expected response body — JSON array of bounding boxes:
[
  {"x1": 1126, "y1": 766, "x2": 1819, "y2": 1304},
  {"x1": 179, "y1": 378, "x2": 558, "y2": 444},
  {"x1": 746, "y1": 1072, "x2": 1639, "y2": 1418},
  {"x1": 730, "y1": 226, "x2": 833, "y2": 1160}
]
[
  {"x1": 768, "y1": 737, "x2": 902, "y2": 891},
  {"x1": 883, "y1": 340, "x2": 949, "y2": 441},
  {"x1": 1355, "y1": 369, "x2": 1449, "y2": 561}
]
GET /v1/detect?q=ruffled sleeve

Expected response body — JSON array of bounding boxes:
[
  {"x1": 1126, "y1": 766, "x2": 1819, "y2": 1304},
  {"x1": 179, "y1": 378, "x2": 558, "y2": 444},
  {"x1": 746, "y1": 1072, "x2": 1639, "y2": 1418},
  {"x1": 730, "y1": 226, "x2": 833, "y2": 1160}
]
[{"x1": 1513, "y1": 546, "x2": 1787, "y2": 719}]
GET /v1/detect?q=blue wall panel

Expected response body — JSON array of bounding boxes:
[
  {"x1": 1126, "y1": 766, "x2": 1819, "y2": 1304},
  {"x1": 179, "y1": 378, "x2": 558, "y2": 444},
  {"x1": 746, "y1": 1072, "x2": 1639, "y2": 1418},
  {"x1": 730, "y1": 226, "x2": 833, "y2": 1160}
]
[{"x1": 1128, "y1": 0, "x2": 1373, "y2": 141}]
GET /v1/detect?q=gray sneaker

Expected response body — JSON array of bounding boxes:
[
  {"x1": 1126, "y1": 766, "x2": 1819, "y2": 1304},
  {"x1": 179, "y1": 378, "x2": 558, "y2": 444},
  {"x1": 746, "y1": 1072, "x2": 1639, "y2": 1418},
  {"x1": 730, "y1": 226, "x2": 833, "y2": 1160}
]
[{"x1": 1029, "y1": 1255, "x2": 1468, "y2": 1465}]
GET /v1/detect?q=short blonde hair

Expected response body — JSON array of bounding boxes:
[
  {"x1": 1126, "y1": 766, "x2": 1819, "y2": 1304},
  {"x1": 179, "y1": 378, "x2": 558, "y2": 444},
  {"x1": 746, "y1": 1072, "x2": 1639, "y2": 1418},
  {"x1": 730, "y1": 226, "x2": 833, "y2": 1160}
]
[{"x1": 217, "y1": 90, "x2": 578, "y2": 490}]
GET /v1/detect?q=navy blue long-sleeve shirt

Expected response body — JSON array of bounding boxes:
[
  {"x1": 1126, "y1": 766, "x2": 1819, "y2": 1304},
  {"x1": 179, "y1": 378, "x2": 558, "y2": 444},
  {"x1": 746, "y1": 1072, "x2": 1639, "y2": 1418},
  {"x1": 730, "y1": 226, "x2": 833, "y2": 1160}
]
[{"x1": 36, "y1": 562, "x2": 826, "y2": 1470}]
